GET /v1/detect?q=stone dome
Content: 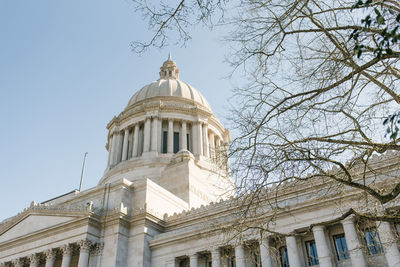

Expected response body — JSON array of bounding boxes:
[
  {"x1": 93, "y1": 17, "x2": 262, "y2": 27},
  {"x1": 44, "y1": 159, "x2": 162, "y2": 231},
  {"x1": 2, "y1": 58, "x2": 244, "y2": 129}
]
[{"x1": 126, "y1": 55, "x2": 212, "y2": 111}]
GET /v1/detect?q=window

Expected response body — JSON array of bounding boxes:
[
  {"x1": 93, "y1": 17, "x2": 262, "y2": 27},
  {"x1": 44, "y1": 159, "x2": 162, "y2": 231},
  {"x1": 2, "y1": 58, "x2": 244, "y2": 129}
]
[
  {"x1": 279, "y1": 246, "x2": 289, "y2": 267},
  {"x1": 174, "y1": 132, "x2": 180, "y2": 153},
  {"x1": 162, "y1": 131, "x2": 167, "y2": 153},
  {"x1": 305, "y1": 240, "x2": 319, "y2": 266},
  {"x1": 364, "y1": 228, "x2": 383, "y2": 255},
  {"x1": 333, "y1": 234, "x2": 350, "y2": 260}
]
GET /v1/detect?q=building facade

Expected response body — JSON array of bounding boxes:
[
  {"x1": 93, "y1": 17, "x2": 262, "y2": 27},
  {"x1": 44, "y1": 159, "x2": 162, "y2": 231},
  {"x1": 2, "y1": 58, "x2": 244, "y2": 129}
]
[{"x1": 0, "y1": 57, "x2": 399, "y2": 267}]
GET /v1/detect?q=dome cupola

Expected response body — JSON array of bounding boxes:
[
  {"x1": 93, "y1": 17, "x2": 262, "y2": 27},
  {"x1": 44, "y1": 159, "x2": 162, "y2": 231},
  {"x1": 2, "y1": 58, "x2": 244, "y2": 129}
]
[{"x1": 100, "y1": 56, "x2": 233, "y2": 208}]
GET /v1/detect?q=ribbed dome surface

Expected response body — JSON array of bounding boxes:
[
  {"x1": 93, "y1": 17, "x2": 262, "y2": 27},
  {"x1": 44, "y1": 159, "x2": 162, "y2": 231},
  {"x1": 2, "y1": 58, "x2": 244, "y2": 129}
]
[{"x1": 127, "y1": 78, "x2": 212, "y2": 111}]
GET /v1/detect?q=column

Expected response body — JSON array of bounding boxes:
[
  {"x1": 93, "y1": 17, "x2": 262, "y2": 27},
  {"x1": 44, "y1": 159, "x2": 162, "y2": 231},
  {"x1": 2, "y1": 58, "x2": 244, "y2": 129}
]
[
  {"x1": 132, "y1": 124, "x2": 139, "y2": 157},
  {"x1": 115, "y1": 132, "x2": 123, "y2": 163},
  {"x1": 12, "y1": 259, "x2": 22, "y2": 267},
  {"x1": 313, "y1": 225, "x2": 333, "y2": 267},
  {"x1": 181, "y1": 121, "x2": 187, "y2": 150},
  {"x1": 209, "y1": 132, "x2": 215, "y2": 162},
  {"x1": 45, "y1": 249, "x2": 56, "y2": 267},
  {"x1": 341, "y1": 216, "x2": 367, "y2": 267},
  {"x1": 128, "y1": 128, "x2": 134, "y2": 158},
  {"x1": 89, "y1": 243, "x2": 103, "y2": 267},
  {"x1": 107, "y1": 134, "x2": 113, "y2": 167},
  {"x1": 260, "y1": 239, "x2": 273, "y2": 267},
  {"x1": 121, "y1": 128, "x2": 129, "y2": 161},
  {"x1": 203, "y1": 123, "x2": 209, "y2": 157},
  {"x1": 28, "y1": 254, "x2": 39, "y2": 267},
  {"x1": 151, "y1": 117, "x2": 159, "y2": 152},
  {"x1": 235, "y1": 245, "x2": 246, "y2": 267},
  {"x1": 61, "y1": 244, "x2": 73, "y2": 267},
  {"x1": 211, "y1": 247, "x2": 221, "y2": 267},
  {"x1": 189, "y1": 253, "x2": 198, "y2": 267},
  {"x1": 110, "y1": 133, "x2": 117, "y2": 165},
  {"x1": 285, "y1": 235, "x2": 302, "y2": 267},
  {"x1": 377, "y1": 221, "x2": 400, "y2": 267},
  {"x1": 78, "y1": 240, "x2": 92, "y2": 267},
  {"x1": 168, "y1": 119, "x2": 174, "y2": 153},
  {"x1": 143, "y1": 118, "x2": 151, "y2": 152},
  {"x1": 157, "y1": 118, "x2": 162, "y2": 152}
]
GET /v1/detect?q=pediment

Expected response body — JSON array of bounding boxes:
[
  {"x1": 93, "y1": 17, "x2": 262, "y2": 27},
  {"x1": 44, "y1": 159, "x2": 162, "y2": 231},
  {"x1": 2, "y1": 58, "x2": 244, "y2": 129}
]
[{"x1": 0, "y1": 214, "x2": 77, "y2": 243}]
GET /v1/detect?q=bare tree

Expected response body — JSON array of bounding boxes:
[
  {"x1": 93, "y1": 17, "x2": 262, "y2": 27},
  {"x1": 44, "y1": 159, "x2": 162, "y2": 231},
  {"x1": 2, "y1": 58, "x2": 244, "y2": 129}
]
[{"x1": 133, "y1": 0, "x2": 400, "y2": 225}]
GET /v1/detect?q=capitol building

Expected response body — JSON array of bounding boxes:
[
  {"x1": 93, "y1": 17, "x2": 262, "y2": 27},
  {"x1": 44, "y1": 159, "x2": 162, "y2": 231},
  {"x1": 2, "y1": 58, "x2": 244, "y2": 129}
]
[{"x1": 0, "y1": 57, "x2": 399, "y2": 267}]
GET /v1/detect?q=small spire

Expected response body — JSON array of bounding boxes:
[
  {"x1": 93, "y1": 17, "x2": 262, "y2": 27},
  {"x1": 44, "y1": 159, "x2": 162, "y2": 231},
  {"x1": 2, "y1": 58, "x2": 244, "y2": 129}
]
[{"x1": 159, "y1": 55, "x2": 180, "y2": 79}]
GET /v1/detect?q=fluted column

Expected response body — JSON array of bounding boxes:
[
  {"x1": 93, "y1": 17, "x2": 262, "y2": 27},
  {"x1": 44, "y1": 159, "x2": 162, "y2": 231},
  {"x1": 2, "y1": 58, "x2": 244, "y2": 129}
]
[
  {"x1": 313, "y1": 225, "x2": 333, "y2": 267},
  {"x1": 189, "y1": 253, "x2": 198, "y2": 267},
  {"x1": 28, "y1": 254, "x2": 39, "y2": 267},
  {"x1": 78, "y1": 240, "x2": 91, "y2": 267},
  {"x1": 181, "y1": 121, "x2": 187, "y2": 150},
  {"x1": 203, "y1": 123, "x2": 209, "y2": 157},
  {"x1": 143, "y1": 118, "x2": 151, "y2": 153},
  {"x1": 209, "y1": 132, "x2": 215, "y2": 162},
  {"x1": 168, "y1": 119, "x2": 174, "y2": 153},
  {"x1": 211, "y1": 247, "x2": 221, "y2": 267},
  {"x1": 107, "y1": 135, "x2": 113, "y2": 167},
  {"x1": 286, "y1": 235, "x2": 302, "y2": 267},
  {"x1": 260, "y1": 238, "x2": 273, "y2": 267},
  {"x1": 341, "y1": 215, "x2": 367, "y2": 267},
  {"x1": 377, "y1": 221, "x2": 400, "y2": 267},
  {"x1": 12, "y1": 259, "x2": 23, "y2": 267},
  {"x1": 45, "y1": 249, "x2": 56, "y2": 267},
  {"x1": 121, "y1": 128, "x2": 129, "y2": 161},
  {"x1": 235, "y1": 245, "x2": 246, "y2": 267},
  {"x1": 132, "y1": 124, "x2": 139, "y2": 157},
  {"x1": 61, "y1": 244, "x2": 73, "y2": 267},
  {"x1": 151, "y1": 117, "x2": 159, "y2": 152}
]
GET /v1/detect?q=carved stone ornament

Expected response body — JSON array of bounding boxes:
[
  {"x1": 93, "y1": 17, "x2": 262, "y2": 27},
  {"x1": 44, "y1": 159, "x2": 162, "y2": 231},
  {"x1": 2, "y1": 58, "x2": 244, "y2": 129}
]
[
  {"x1": 91, "y1": 243, "x2": 104, "y2": 256},
  {"x1": 44, "y1": 249, "x2": 56, "y2": 260},
  {"x1": 60, "y1": 244, "x2": 73, "y2": 256},
  {"x1": 11, "y1": 259, "x2": 22, "y2": 267},
  {"x1": 28, "y1": 254, "x2": 39, "y2": 264},
  {"x1": 78, "y1": 239, "x2": 92, "y2": 253}
]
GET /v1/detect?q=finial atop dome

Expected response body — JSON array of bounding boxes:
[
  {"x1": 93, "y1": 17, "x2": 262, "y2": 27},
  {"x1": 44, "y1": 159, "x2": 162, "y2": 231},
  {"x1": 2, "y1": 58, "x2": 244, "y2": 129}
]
[{"x1": 159, "y1": 54, "x2": 180, "y2": 79}]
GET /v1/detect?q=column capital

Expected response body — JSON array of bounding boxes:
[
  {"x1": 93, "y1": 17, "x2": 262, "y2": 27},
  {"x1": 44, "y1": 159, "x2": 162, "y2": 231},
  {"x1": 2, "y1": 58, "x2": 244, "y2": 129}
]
[
  {"x1": 78, "y1": 239, "x2": 92, "y2": 253},
  {"x1": 44, "y1": 249, "x2": 56, "y2": 260},
  {"x1": 28, "y1": 254, "x2": 40, "y2": 264},
  {"x1": 341, "y1": 214, "x2": 356, "y2": 224},
  {"x1": 91, "y1": 243, "x2": 104, "y2": 256},
  {"x1": 11, "y1": 259, "x2": 23, "y2": 267},
  {"x1": 60, "y1": 244, "x2": 73, "y2": 256},
  {"x1": 312, "y1": 225, "x2": 325, "y2": 232}
]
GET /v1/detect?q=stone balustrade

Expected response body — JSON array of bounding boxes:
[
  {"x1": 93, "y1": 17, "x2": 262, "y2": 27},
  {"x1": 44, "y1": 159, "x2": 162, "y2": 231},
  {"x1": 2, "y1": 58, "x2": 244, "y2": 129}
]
[{"x1": 0, "y1": 240, "x2": 102, "y2": 267}]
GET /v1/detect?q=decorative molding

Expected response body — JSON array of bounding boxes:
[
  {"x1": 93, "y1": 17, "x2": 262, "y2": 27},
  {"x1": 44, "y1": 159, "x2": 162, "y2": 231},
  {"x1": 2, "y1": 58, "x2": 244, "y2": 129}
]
[
  {"x1": 11, "y1": 259, "x2": 22, "y2": 267},
  {"x1": 28, "y1": 254, "x2": 39, "y2": 264},
  {"x1": 91, "y1": 243, "x2": 104, "y2": 256},
  {"x1": 44, "y1": 249, "x2": 56, "y2": 260}
]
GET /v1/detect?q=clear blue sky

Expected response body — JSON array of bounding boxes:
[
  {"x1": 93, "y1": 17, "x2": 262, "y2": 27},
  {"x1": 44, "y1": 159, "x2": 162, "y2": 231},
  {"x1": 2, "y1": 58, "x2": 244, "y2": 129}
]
[{"x1": 0, "y1": 1, "x2": 237, "y2": 221}]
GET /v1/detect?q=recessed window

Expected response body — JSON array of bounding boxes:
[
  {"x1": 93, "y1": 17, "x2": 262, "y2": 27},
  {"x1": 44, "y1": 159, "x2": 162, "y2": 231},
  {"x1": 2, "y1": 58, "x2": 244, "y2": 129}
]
[
  {"x1": 364, "y1": 228, "x2": 383, "y2": 255},
  {"x1": 305, "y1": 240, "x2": 319, "y2": 266},
  {"x1": 186, "y1": 133, "x2": 190, "y2": 151},
  {"x1": 279, "y1": 246, "x2": 289, "y2": 267},
  {"x1": 333, "y1": 234, "x2": 350, "y2": 260},
  {"x1": 174, "y1": 132, "x2": 180, "y2": 153},
  {"x1": 162, "y1": 131, "x2": 168, "y2": 153}
]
